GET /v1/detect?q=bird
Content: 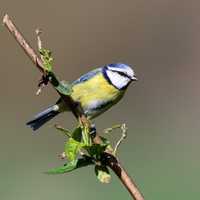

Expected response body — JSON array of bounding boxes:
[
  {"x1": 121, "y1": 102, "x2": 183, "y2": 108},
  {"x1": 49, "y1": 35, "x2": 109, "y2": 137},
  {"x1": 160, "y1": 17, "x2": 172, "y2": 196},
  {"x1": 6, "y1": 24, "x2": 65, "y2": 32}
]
[{"x1": 26, "y1": 63, "x2": 137, "y2": 131}]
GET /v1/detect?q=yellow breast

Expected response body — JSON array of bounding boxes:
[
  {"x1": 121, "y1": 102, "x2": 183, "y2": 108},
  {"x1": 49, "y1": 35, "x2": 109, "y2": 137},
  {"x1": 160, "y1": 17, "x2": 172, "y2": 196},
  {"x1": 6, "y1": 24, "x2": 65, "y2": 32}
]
[{"x1": 71, "y1": 73, "x2": 123, "y2": 109}]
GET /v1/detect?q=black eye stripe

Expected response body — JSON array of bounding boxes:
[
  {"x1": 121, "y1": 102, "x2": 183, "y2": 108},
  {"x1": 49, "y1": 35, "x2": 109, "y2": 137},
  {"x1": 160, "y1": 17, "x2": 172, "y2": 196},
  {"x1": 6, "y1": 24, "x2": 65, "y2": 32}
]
[
  {"x1": 117, "y1": 71, "x2": 127, "y2": 76},
  {"x1": 111, "y1": 70, "x2": 131, "y2": 79}
]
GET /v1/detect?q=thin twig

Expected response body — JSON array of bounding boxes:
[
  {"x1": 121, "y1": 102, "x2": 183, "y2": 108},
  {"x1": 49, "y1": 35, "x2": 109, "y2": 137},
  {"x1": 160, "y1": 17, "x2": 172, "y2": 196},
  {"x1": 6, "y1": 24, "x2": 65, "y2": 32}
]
[
  {"x1": 35, "y1": 28, "x2": 43, "y2": 51},
  {"x1": 3, "y1": 14, "x2": 144, "y2": 200},
  {"x1": 54, "y1": 124, "x2": 71, "y2": 137},
  {"x1": 35, "y1": 29, "x2": 46, "y2": 95},
  {"x1": 3, "y1": 14, "x2": 44, "y2": 73},
  {"x1": 114, "y1": 124, "x2": 127, "y2": 154}
]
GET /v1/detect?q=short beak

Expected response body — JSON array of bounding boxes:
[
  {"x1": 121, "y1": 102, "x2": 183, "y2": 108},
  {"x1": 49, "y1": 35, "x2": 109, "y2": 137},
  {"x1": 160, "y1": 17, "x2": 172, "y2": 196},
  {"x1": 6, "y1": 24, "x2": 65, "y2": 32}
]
[{"x1": 131, "y1": 76, "x2": 138, "y2": 81}]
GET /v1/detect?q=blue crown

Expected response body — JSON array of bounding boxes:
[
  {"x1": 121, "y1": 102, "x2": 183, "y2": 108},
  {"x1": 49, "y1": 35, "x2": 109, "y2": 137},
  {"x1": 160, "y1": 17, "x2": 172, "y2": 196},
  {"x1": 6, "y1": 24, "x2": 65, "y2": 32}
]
[{"x1": 107, "y1": 63, "x2": 130, "y2": 69}]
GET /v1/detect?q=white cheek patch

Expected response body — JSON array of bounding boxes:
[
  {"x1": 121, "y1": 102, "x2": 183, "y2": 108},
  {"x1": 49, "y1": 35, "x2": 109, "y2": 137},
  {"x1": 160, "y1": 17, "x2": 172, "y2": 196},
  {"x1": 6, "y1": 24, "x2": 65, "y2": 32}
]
[{"x1": 106, "y1": 70, "x2": 130, "y2": 89}]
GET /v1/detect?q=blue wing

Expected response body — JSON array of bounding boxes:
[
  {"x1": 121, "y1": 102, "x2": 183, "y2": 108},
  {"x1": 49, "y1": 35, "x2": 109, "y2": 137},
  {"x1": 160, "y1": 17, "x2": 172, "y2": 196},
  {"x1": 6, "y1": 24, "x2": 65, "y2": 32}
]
[{"x1": 72, "y1": 67, "x2": 102, "y2": 85}]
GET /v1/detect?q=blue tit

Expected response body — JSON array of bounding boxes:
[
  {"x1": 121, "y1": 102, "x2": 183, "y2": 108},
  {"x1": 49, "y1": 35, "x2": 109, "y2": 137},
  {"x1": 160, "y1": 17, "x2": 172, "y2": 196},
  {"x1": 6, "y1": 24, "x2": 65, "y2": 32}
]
[{"x1": 27, "y1": 63, "x2": 137, "y2": 131}]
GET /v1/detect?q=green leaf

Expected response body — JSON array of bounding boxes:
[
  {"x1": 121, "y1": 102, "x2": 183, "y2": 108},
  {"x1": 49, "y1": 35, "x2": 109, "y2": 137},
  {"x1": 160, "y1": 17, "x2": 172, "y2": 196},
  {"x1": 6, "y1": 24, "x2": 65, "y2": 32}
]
[
  {"x1": 86, "y1": 137, "x2": 113, "y2": 159},
  {"x1": 46, "y1": 156, "x2": 94, "y2": 174},
  {"x1": 71, "y1": 126, "x2": 82, "y2": 142},
  {"x1": 39, "y1": 48, "x2": 53, "y2": 72},
  {"x1": 99, "y1": 136, "x2": 113, "y2": 152},
  {"x1": 46, "y1": 160, "x2": 77, "y2": 174},
  {"x1": 65, "y1": 138, "x2": 81, "y2": 161},
  {"x1": 95, "y1": 165, "x2": 111, "y2": 183},
  {"x1": 87, "y1": 144, "x2": 107, "y2": 159}
]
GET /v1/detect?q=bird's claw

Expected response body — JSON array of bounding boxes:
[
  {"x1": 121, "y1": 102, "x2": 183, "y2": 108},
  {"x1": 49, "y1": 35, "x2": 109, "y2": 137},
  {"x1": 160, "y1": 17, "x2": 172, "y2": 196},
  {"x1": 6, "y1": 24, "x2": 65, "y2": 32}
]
[{"x1": 89, "y1": 123, "x2": 97, "y2": 138}]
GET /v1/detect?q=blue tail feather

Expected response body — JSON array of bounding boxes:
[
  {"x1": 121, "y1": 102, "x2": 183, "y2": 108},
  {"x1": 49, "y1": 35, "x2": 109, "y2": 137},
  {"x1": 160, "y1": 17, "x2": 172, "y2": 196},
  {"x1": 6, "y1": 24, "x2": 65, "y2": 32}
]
[{"x1": 26, "y1": 106, "x2": 59, "y2": 131}]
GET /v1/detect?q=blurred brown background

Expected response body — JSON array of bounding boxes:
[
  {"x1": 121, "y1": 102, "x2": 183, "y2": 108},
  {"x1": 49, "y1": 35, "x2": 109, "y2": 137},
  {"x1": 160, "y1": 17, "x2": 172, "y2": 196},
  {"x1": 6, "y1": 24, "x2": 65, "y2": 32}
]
[{"x1": 1, "y1": 0, "x2": 200, "y2": 199}]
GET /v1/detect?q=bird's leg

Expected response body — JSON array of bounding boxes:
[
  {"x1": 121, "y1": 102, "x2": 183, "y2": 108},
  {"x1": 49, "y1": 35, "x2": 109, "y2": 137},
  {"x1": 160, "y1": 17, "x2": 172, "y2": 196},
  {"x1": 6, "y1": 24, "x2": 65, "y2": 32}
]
[
  {"x1": 89, "y1": 123, "x2": 97, "y2": 138},
  {"x1": 103, "y1": 123, "x2": 128, "y2": 155}
]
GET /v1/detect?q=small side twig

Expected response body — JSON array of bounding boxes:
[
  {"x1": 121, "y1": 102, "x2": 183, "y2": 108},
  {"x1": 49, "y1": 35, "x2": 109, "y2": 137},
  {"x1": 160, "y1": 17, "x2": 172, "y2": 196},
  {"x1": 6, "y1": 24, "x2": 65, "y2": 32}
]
[
  {"x1": 54, "y1": 124, "x2": 71, "y2": 137},
  {"x1": 35, "y1": 29, "x2": 47, "y2": 95},
  {"x1": 114, "y1": 124, "x2": 127, "y2": 155},
  {"x1": 35, "y1": 28, "x2": 43, "y2": 51},
  {"x1": 3, "y1": 14, "x2": 144, "y2": 200}
]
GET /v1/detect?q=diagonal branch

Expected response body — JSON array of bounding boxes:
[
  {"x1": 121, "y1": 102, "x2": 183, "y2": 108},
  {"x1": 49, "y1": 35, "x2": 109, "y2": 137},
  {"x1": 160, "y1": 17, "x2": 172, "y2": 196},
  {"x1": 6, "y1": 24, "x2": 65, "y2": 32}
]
[
  {"x1": 3, "y1": 14, "x2": 144, "y2": 200},
  {"x1": 3, "y1": 14, "x2": 44, "y2": 73}
]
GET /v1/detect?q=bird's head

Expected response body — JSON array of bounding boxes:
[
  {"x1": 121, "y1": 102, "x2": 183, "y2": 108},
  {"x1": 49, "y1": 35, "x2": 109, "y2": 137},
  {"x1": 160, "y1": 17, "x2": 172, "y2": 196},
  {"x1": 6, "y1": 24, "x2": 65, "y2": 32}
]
[{"x1": 103, "y1": 63, "x2": 137, "y2": 90}]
